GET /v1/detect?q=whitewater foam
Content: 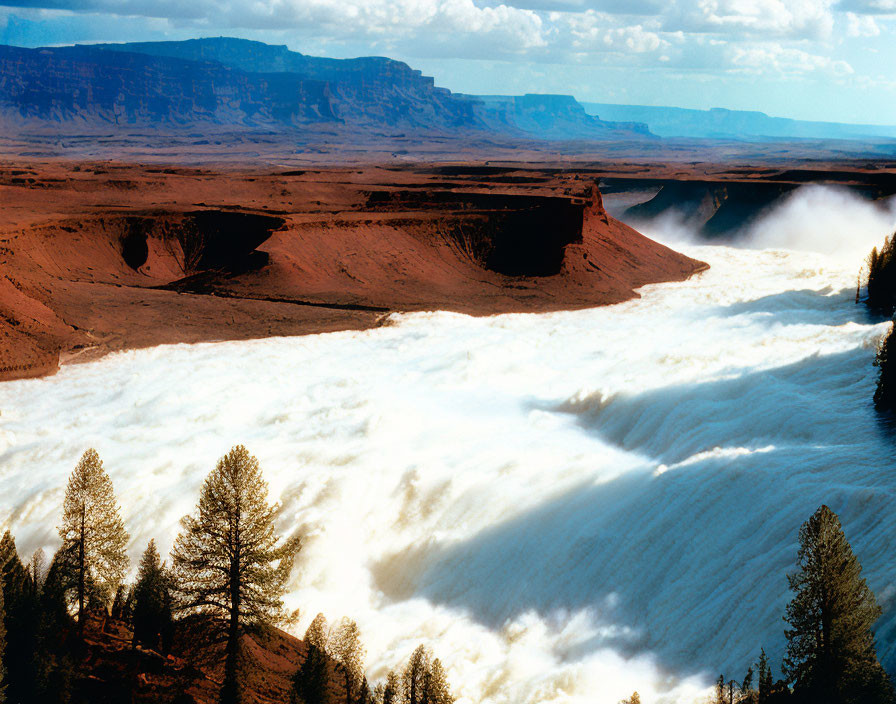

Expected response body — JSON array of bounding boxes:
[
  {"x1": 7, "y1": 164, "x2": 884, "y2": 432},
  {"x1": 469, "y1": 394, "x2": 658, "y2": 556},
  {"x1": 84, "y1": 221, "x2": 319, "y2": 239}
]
[{"x1": 2, "y1": 189, "x2": 896, "y2": 703}]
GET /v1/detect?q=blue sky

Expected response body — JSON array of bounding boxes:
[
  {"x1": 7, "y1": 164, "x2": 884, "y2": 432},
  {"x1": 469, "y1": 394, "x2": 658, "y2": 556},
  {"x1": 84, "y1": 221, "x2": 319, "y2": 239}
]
[{"x1": 1, "y1": 0, "x2": 894, "y2": 124}]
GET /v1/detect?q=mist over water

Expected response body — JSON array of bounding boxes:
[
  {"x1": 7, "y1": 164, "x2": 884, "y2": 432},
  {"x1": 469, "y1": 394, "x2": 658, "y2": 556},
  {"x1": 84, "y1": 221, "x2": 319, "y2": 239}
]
[{"x1": 2, "y1": 186, "x2": 896, "y2": 703}]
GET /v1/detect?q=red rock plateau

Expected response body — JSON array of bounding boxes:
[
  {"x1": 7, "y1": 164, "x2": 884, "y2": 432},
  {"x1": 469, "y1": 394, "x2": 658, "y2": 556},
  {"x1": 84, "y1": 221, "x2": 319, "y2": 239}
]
[{"x1": 0, "y1": 160, "x2": 710, "y2": 381}]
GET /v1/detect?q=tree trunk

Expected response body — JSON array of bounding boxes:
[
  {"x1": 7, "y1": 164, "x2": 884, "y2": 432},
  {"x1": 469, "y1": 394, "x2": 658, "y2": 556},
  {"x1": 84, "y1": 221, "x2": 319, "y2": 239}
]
[
  {"x1": 221, "y1": 514, "x2": 242, "y2": 704},
  {"x1": 77, "y1": 507, "x2": 86, "y2": 635}
]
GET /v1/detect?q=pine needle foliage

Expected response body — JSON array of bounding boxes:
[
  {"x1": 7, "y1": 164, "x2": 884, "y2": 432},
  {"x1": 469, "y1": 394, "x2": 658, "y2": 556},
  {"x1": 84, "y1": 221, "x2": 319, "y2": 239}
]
[
  {"x1": 332, "y1": 618, "x2": 365, "y2": 704},
  {"x1": 57, "y1": 449, "x2": 129, "y2": 626},
  {"x1": 171, "y1": 445, "x2": 301, "y2": 704},
  {"x1": 865, "y1": 233, "x2": 896, "y2": 314},
  {"x1": 402, "y1": 645, "x2": 454, "y2": 704},
  {"x1": 0, "y1": 577, "x2": 7, "y2": 704},
  {"x1": 757, "y1": 649, "x2": 774, "y2": 703},
  {"x1": 783, "y1": 505, "x2": 894, "y2": 704},
  {"x1": 132, "y1": 540, "x2": 173, "y2": 652},
  {"x1": 305, "y1": 613, "x2": 331, "y2": 654},
  {"x1": 382, "y1": 671, "x2": 400, "y2": 704},
  {"x1": 874, "y1": 323, "x2": 896, "y2": 411}
]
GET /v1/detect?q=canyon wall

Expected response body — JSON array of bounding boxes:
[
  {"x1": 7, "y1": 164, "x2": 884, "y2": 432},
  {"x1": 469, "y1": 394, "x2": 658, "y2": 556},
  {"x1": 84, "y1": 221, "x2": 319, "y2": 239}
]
[{"x1": 0, "y1": 163, "x2": 706, "y2": 381}]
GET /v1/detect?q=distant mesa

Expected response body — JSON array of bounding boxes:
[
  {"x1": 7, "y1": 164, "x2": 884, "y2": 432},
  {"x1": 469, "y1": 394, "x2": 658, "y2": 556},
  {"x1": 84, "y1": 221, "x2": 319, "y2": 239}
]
[
  {"x1": 0, "y1": 37, "x2": 650, "y2": 142},
  {"x1": 582, "y1": 102, "x2": 896, "y2": 142}
]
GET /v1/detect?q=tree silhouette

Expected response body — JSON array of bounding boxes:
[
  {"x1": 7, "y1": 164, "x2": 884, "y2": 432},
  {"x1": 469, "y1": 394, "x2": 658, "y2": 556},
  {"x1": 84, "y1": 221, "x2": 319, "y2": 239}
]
[
  {"x1": 291, "y1": 643, "x2": 329, "y2": 704},
  {"x1": 332, "y1": 618, "x2": 365, "y2": 704},
  {"x1": 132, "y1": 540, "x2": 173, "y2": 652},
  {"x1": 874, "y1": 322, "x2": 896, "y2": 412},
  {"x1": 757, "y1": 649, "x2": 773, "y2": 703},
  {"x1": 58, "y1": 449, "x2": 129, "y2": 630},
  {"x1": 783, "y1": 505, "x2": 894, "y2": 704},
  {"x1": 171, "y1": 445, "x2": 301, "y2": 704},
  {"x1": 0, "y1": 576, "x2": 7, "y2": 704}
]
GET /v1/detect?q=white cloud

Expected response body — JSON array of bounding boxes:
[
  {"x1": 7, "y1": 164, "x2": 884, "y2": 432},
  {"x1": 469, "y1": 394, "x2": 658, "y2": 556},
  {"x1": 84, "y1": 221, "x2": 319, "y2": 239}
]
[
  {"x1": 565, "y1": 11, "x2": 665, "y2": 53},
  {"x1": 664, "y1": 0, "x2": 836, "y2": 39},
  {"x1": 837, "y1": 0, "x2": 896, "y2": 14},
  {"x1": 846, "y1": 10, "x2": 881, "y2": 33},
  {"x1": 729, "y1": 43, "x2": 854, "y2": 76}
]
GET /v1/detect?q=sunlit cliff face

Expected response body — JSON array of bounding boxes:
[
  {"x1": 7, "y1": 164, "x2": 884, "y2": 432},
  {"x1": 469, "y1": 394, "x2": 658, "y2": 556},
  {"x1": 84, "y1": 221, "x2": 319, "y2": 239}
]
[{"x1": 2, "y1": 186, "x2": 896, "y2": 704}]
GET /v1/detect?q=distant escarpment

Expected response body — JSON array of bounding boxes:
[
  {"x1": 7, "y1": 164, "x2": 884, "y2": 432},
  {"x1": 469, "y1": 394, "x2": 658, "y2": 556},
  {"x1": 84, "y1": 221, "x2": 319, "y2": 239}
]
[
  {"x1": 0, "y1": 38, "x2": 648, "y2": 142},
  {"x1": 0, "y1": 162, "x2": 706, "y2": 381},
  {"x1": 603, "y1": 170, "x2": 896, "y2": 239}
]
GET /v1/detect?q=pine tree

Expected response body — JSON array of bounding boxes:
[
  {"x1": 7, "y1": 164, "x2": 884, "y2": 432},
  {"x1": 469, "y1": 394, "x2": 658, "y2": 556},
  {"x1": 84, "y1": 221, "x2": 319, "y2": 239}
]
[
  {"x1": 403, "y1": 646, "x2": 429, "y2": 704},
  {"x1": 783, "y1": 505, "x2": 894, "y2": 704},
  {"x1": 715, "y1": 675, "x2": 726, "y2": 704},
  {"x1": 132, "y1": 540, "x2": 173, "y2": 652},
  {"x1": 0, "y1": 533, "x2": 41, "y2": 704},
  {"x1": 58, "y1": 448, "x2": 129, "y2": 629},
  {"x1": 422, "y1": 658, "x2": 454, "y2": 704},
  {"x1": 0, "y1": 532, "x2": 28, "y2": 606},
  {"x1": 291, "y1": 643, "x2": 329, "y2": 704},
  {"x1": 382, "y1": 670, "x2": 400, "y2": 704},
  {"x1": 358, "y1": 678, "x2": 372, "y2": 704},
  {"x1": 741, "y1": 665, "x2": 756, "y2": 704},
  {"x1": 171, "y1": 445, "x2": 301, "y2": 704},
  {"x1": 757, "y1": 649, "x2": 773, "y2": 703},
  {"x1": 874, "y1": 323, "x2": 896, "y2": 411},
  {"x1": 305, "y1": 613, "x2": 331, "y2": 654},
  {"x1": 1, "y1": 578, "x2": 7, "y2": 704},
  {"x1": 332, "y1": 618, "x2": 365, "y2": 704}
]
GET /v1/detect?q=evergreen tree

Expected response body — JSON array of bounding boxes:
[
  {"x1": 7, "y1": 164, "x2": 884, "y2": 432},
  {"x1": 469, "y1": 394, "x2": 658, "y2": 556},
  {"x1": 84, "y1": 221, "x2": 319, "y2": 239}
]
[
  {"x1": 757, "y1": 649, "x2": 773, "y2": 703},
  {"x1": 1, "y1": 578, "x2": 7, "y2": 704},
  {"x1": 305, "y1": 614, "x2": 331, "y2": 654},
  {"x1": 619, "y1": 694, "x2": 641, "y2": 704},
  {"x1": 715, "y1": 675, "x2": 726, "y2": 704},
  {"x1": 403, "y1": 646, "x2": 429, "y2": 704},
  {"x1": 741, "y1": 665, "x2": 756, "y2": 704},
  {"x1": 422, "y1": 658, "x2": 453, "y2": 704},
  {"x1": 33, "y1": 548, "x2": 77, "y2": 704},
  {"x1": 58, "y1": 448, "x2": 129, "y2": 629},
  {"x1": 382, "y1": 671, "x2": 400, "y2": 704},
  {"x1": 171, "y1": 445, "x2": 301, "y2": 704},
  {"x1": 874, "y1": 323, "x2": 896, "y2": 411},
  {"x1": 0, "y1": 532, "x2": 28, "y2": 608},
  {"x1": 291, "y1": 643, "x2": 329, "y2": 704},
  {"x1": 783, "y1": 505, "x2": 894, "y2": 704},
  {"x1": 1, "y1": 532, "x2": 43, "y2": 704},
  {"x1": 332, "y1": 618, "x2": 365, "y2": 704},
  {"x1": 358, "y1": 678, "x2": 372, "y2": 704},
  {"x1": 865, "y1": 234, "x2": 896, "y2": 314},
  {"x1": 132, "y1": 540, "x2": 173, "y2": 652}
]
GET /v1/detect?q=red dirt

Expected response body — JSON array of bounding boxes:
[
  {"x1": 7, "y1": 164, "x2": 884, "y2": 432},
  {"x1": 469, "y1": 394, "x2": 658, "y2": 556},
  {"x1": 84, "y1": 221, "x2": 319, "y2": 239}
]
[
  {"x1": 0, "y1": 160, "x2": 708, "y2": 381},
  {"x1": 79, "y1": 611, "x2": 348, "y2": 704}
]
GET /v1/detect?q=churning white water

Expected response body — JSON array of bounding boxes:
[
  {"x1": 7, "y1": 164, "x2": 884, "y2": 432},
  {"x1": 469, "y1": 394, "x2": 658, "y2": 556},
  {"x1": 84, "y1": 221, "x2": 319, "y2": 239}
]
[{"x1": 2, "y1": 186, "x2": 896, "y2": 703}]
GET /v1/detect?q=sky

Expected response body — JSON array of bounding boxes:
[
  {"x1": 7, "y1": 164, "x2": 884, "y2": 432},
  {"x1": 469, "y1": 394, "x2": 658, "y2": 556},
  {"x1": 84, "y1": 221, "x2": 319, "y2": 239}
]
[{"x1": 0, "y1": 0, "x2": 894, "y2": 125}]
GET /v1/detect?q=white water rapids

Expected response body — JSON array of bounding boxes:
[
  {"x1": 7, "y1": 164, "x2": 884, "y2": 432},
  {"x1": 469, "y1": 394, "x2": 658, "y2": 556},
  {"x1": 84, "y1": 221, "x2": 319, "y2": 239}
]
[{"x1": 2, "y1": 186, "x2": 896, "y2": 703}]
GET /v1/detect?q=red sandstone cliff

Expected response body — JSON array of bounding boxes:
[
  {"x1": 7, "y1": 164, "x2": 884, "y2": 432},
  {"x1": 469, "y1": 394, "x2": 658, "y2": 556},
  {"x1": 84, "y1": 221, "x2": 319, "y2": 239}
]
[{"x1": 0, "y1": 162, "x2": 706, "y2": 381}]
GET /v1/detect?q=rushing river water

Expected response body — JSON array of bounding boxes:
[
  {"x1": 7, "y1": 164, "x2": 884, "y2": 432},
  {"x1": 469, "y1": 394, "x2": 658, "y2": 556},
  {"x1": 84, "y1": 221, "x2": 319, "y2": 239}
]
[{"x1": 2, "y1": 187, "x2": 896, "y2": 703}]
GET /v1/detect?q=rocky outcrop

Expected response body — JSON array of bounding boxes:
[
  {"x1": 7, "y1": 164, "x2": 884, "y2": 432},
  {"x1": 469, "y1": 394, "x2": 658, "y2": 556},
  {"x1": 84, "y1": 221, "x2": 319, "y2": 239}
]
[
  {"x1": 0, "y1": 163, "x2": 706, "y2": 381},
  {"x1": 624, "y1": 180, "x2": 798, "y2": 237}
]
